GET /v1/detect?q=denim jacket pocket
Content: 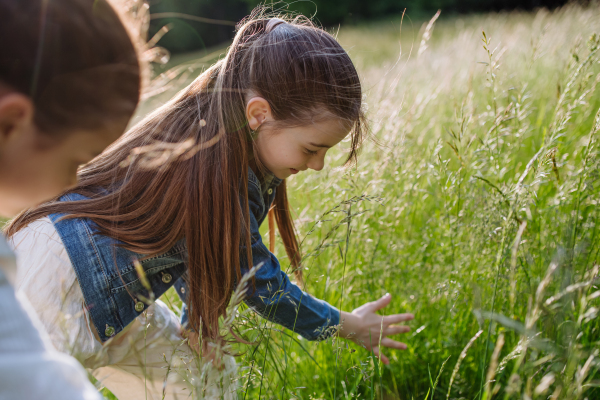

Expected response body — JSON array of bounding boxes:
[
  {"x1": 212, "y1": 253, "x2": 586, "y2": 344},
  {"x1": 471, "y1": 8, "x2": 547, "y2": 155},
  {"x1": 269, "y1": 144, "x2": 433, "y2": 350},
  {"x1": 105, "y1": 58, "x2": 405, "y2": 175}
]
[{"x1": 108, "y1": 242, "x2": 187, "y2": 293}]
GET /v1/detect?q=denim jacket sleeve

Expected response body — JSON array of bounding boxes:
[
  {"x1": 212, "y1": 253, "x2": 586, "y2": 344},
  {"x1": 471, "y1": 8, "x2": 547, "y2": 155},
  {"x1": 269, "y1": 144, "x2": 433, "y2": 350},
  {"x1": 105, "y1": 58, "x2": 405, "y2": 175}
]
[{"x1": 240, "y1": 178, "x2": 340, "y2": 341}]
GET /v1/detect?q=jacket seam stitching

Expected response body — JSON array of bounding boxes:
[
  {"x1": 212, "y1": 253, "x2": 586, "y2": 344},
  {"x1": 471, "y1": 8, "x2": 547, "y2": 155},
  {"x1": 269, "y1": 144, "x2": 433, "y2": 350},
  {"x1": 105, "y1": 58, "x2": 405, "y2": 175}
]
[{"x1": 79, "y1": 214, "x2": 123, "y2": 333}]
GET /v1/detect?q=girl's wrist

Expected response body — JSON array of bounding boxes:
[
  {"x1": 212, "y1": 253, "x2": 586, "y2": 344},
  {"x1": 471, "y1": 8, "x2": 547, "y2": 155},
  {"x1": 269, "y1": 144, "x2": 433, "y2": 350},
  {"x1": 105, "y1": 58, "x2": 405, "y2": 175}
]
[{"x1": 338, "y1": 311, "x2": 359, "y2": 340}]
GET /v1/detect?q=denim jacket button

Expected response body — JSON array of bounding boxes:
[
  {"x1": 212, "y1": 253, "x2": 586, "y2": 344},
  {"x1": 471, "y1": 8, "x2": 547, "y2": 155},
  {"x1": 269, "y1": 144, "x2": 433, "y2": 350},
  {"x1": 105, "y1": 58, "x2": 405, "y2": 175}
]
[
  {"x1": 134, "y1": 301, "x2": 144, "y2": 312},
  {"x1": 267, "y1": 188, "x2": 273, "y2": 195},
  {"x1": 180, "y1": 286, "x2": 185, "y2": 294},
  {"x1": 105, "y1": 325, "x2": 115, "y2": 337},
  {"x1": 162, "y1": 273, "x2": 172, "y2": 284}
]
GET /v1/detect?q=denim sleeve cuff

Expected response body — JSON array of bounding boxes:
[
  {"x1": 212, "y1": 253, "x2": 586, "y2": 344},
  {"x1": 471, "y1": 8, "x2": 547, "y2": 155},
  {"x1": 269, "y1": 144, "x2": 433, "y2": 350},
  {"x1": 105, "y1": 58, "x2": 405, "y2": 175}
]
[{"x1": 312, "y1": 303, "x2": 340, "y2": 341}]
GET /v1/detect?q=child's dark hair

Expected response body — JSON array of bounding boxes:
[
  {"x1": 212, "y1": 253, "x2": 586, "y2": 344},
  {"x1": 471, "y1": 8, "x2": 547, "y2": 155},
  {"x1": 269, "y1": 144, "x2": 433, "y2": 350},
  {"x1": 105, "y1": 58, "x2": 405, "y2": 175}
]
[
  {"x1": 0, "y1": 0, "x2": 142, "y2": 135},
  {"x1": 9, "y1": 9, "x2": 367, "y2": 341}
]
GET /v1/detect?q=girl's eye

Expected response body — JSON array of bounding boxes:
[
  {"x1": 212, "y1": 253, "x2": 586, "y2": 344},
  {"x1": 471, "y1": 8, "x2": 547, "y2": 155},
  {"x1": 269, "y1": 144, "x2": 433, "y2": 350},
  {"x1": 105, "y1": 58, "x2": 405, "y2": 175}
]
[{"x1": 304, "y1": 148, "x2": 318, "y2": 155}]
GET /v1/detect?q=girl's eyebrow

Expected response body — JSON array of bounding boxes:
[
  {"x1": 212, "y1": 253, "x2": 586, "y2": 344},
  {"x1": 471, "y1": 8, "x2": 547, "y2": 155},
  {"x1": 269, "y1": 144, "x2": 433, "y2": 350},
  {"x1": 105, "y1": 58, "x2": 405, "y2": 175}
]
[{"x1": 308, "y1": 142, "x2": 331, "y2": 148}]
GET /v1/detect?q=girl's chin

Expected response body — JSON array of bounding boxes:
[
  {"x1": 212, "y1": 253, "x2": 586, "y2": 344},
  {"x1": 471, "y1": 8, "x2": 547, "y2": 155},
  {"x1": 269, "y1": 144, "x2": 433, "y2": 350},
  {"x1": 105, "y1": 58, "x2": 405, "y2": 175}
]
[{"x1": 270, "y1": 170, "x2": 288, "y2": 180}]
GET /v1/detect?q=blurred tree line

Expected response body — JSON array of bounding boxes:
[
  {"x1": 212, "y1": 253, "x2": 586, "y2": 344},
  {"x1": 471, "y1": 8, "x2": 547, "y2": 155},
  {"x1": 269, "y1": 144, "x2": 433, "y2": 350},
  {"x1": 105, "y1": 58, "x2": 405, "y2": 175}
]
[{"x1": 150, "y1": 0, "x2": 572, "y2": 53}]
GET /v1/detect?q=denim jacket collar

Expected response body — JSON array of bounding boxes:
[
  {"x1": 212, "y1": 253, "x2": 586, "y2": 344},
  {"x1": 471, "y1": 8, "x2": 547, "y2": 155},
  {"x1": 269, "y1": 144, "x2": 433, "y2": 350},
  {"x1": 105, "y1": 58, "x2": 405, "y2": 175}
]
[{"x1": 248, "y1": 167, "x2": 282, "y2": 197}]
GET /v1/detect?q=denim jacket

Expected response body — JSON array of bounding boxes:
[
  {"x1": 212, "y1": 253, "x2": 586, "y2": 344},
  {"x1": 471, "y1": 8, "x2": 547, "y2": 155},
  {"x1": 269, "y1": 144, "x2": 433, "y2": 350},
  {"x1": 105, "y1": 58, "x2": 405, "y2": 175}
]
[{"x1": 49, "y1": 168, "x2": 339, "y2": 342}]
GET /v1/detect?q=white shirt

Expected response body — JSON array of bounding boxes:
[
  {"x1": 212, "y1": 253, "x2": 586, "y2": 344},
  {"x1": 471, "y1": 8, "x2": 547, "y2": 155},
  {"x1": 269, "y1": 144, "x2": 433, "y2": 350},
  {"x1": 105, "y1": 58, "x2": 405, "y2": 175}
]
[{"x1": 0, "y1": 233, "x2": 102, "y2": 400}]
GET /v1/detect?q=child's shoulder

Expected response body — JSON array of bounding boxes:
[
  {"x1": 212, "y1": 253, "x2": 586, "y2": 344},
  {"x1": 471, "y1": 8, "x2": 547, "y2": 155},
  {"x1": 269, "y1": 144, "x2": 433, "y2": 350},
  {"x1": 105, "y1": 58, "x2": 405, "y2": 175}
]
[{"x1": 9, "y1": 217, "x2": 63, "y2": 253}]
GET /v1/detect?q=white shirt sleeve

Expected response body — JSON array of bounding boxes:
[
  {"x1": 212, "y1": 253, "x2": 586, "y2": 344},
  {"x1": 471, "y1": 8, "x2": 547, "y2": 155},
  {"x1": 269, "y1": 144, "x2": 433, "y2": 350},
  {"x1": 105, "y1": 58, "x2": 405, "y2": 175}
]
[
  {"x1": 10, "y1": 217, "x2": 99, "y2": 358},
  {"x1": 0, "y1": 234, "x2": 102, "y2": 400}
]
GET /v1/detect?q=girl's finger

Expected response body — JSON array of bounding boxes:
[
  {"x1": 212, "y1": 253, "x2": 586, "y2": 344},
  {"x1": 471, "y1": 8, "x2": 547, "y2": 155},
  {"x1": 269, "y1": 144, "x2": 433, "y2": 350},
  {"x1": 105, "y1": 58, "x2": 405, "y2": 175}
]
[
  {"x1": 372, "y1": 347, "x2": 390, "y2": 365},
  {"x1": 369, "y1": 293, "x2": 392, "y2": 311},
  {"x1": 384, "y1": 325, "x2": 411, "y2": 336},
  {"x1": 380, "y1": 338, "x2": 408, "y2": 350},
  {"x1": 383, "y1": 313, "x2": 414, "y2": 325}
]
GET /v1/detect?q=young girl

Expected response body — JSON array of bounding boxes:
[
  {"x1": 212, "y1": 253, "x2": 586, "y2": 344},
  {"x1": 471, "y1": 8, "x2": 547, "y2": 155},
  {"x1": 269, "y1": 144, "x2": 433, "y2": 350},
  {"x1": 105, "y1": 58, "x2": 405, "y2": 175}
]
[
  {"x1": 7, "y1": 13, "x2": 414, "y2": 400},
  {"x1": 0, "y1": 0, "x2": 142, "y2": 398}
]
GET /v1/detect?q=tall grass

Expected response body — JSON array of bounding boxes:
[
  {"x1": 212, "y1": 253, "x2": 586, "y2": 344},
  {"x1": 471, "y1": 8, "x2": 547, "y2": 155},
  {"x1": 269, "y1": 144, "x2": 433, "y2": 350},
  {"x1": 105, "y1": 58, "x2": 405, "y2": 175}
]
[
  {"x1": 230, "y1": 4, "x2": 600, "y2": 399},
  {"x1": 102, "y1": 4, "x2": 600, "y2": 399}
]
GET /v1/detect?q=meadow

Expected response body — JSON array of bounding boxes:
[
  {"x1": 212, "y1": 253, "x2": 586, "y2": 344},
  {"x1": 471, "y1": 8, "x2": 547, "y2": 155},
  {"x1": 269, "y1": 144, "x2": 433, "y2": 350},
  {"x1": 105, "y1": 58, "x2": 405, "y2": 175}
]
[{"x1": 118, "y1": 3, "x2": 600, "y2": 399}]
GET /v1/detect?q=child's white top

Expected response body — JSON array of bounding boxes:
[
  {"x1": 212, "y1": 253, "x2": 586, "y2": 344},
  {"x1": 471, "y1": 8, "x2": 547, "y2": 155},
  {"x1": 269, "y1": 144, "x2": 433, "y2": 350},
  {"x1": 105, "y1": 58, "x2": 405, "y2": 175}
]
[
  {"x1": 0, "y1": 231, "x2": 101, "y2": 400},
  {"x1": 9, "y1": 217, "x2": 102, "y2": 359}
]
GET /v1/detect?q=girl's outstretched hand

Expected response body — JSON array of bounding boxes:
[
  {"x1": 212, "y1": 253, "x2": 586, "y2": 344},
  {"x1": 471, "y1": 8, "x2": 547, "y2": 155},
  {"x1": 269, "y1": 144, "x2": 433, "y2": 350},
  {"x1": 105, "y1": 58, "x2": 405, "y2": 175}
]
[{"x1": 338, "y1": 293, "x2": 414, "y2": 365}]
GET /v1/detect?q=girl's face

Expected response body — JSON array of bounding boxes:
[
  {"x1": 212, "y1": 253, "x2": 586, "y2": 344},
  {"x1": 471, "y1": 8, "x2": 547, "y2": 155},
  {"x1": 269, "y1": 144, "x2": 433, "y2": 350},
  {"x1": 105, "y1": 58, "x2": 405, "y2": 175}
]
[
  {"x1": 0, "y1": 90, "x2": 124, "y2": 217},
  {"x1": 246, "y1": 97, "x2": 351, "y2": 180},
  {"x1": 255, "y1": 118, "x2": 351, "y2": 180}
]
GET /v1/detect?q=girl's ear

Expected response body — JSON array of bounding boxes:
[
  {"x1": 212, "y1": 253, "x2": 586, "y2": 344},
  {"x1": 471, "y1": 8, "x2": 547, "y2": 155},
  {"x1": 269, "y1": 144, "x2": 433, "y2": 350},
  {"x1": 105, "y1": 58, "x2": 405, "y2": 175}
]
[
  {"x1": 0, "y1": 93, "x2": 35, "y2": 147},
  {"x1": 246, "y1": 97, "x2": 272, "y2": 131}
]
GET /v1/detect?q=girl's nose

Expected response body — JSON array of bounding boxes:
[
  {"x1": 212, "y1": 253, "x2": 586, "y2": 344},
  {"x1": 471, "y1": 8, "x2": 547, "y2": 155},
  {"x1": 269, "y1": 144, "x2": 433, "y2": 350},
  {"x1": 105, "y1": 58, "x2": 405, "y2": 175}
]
[{"x1": 307, "y1": 154, "x2": 325, "y2": 171}]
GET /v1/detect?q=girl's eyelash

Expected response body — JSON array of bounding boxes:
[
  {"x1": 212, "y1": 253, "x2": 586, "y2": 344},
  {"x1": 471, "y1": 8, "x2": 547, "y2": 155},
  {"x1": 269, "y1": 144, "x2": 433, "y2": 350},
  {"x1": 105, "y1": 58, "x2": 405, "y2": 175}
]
[{"x1": 305, "y1": 148, "x2": 318, "y2": 155}]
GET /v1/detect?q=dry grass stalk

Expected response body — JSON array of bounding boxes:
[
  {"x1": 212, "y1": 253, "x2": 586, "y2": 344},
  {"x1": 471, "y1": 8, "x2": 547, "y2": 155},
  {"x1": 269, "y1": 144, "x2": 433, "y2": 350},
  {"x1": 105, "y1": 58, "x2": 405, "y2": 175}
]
[
  {"x1": 446, "y1": 329, "x2": 483, "y2": 400},
  {"x1": 418, "y1": 9, "x2": 441, "y2": 58}
]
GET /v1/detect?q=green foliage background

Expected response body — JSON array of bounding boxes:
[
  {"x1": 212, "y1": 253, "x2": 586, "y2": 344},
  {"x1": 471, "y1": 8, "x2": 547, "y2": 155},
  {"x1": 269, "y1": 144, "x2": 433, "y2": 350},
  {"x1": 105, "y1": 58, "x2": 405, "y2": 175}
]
[{"x1": 149, "y1": 0, "x2": 570, "y2": 52}]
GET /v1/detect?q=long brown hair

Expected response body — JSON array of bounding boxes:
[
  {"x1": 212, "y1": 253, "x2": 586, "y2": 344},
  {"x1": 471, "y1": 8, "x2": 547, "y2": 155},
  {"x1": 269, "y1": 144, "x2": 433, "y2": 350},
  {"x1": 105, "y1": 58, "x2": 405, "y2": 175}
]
[
  {"x1": 7, "y1": 9, "x2": 366, "y2": 340},
  {"x1": 0, "y1": 0, "x2": 144, "y2": 135}
]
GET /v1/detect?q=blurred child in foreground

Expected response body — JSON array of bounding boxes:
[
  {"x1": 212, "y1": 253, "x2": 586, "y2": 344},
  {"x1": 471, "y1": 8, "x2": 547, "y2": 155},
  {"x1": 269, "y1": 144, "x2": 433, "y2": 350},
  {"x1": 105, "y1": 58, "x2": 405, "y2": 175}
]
[{"x1": 0, "y1": 0, "x2": 142, "y2": 398}]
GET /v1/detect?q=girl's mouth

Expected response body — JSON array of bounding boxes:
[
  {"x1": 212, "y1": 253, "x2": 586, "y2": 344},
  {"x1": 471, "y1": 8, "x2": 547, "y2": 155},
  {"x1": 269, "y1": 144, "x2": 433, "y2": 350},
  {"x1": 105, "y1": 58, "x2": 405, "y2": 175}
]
[{"x1": 290, "y1": 168, "x2": 299, "y2": 174}]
